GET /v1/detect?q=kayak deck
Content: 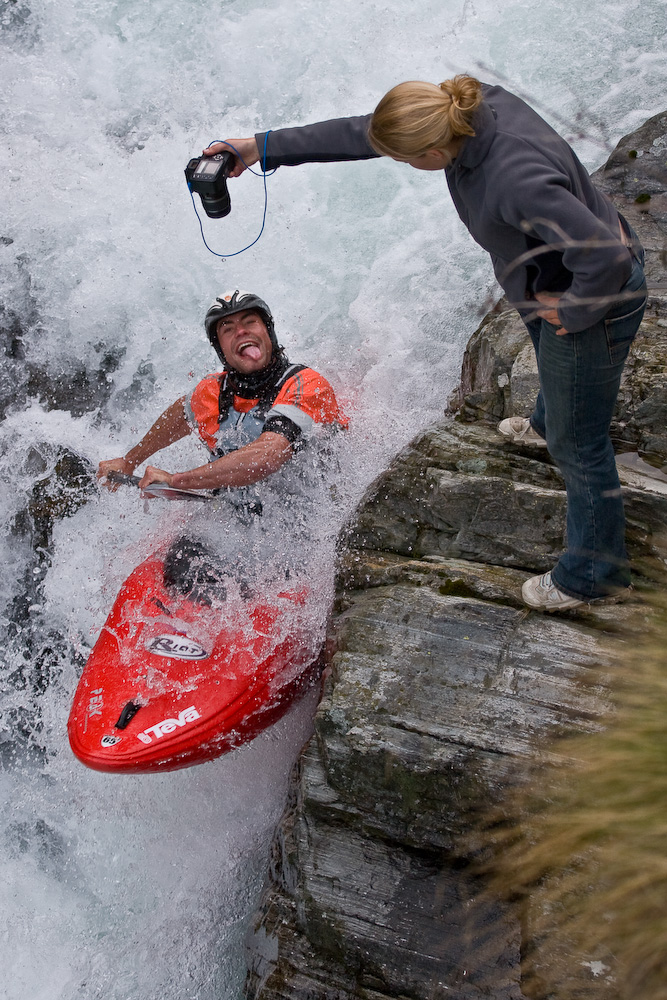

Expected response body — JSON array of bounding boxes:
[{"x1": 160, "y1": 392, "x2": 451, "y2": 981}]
[{"x1": 68, "y1": 546, "x2": 321, "y2": 773}]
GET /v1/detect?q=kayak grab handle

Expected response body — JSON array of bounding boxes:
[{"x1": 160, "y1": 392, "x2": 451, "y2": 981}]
[{"x1": 115, "y1": 701, "x2": 142, "y2": 730}]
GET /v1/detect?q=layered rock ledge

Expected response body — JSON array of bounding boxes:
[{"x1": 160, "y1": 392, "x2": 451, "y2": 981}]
[{"x1": 244, "y1": 112, "x2": 667, "y2": 1000}]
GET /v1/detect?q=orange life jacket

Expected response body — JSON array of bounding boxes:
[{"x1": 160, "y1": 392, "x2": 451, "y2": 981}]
[{"x1": 186, "y1": 364, "x2": 348, "y2": 458}]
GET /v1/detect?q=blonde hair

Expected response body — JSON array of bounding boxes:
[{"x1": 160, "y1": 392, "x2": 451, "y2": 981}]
[{"x1": 368, "y1": 74, "x2": 483, "y2": 159}]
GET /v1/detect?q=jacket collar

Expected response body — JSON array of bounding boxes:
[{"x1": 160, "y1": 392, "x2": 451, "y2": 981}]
[
  {"x1": 447, "y1": 100, "x2": 497, "y2": 174},
  {"x1": 224, "y1": 351, "x2": 290, "y2": 399}
]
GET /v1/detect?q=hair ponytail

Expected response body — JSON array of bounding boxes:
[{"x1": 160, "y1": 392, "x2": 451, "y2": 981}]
[
  {"x1": 369, "y1": 74, "x2": 482, "y2": 160},
  {"x1": 439, "y1": 75, "x2": 482, "y2": 136}
]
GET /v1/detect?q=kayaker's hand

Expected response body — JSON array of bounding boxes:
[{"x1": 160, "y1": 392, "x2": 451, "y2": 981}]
[
  {"x1": 139, "y1": 466, "x2": 174, "y2": 492},
  {"x1": 98, "y1": 457, "x2": 136, "y2": 491},
  {"x1": 202, "y1": 138, "x2": 259, "y2": 178}
]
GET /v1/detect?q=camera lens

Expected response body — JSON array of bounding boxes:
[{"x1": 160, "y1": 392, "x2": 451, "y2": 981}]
[{"x1": 200, "y1": 191, "x2": 232, "y2": 219}]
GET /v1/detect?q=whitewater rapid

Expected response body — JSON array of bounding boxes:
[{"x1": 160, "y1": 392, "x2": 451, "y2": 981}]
[{"x1": 1, "y1": 0, "x2": 666, "y2": 997}]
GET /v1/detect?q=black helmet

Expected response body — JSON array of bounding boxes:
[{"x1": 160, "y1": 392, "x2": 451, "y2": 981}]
[{"x1": 204, "y1": 289, "x2": 277, "y2": 365}]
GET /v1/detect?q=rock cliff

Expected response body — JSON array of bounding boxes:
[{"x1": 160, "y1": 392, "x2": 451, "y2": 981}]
[{"x1": 244, "y1": 111, "x2": 667, "y2": 1000}]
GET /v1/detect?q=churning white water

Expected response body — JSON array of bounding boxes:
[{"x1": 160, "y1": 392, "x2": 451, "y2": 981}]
[{"x1": 1, "y1": 0, "x2": 666, "y2": 996}]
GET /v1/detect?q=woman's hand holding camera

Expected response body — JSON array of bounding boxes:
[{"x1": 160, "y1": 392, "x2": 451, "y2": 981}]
[{"x1": 203, "y1": 139, "x2": 259, "y2": 177}]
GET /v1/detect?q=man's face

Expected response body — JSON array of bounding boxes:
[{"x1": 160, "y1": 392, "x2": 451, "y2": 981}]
[{"x1": 216, "y1": 310, "x2": 273, "y2": 373}]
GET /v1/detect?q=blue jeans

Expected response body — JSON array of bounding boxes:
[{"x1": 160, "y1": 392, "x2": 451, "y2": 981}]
[{"x1": 525, "y1": 255, "x2": 647, "y2": 599}]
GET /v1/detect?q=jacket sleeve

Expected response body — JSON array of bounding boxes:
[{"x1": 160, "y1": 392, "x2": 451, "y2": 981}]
[
  {"x1": 255, "y1": 115, "x2": 379, "y2": 170},
  {"x1": 263, "y1": 368, "x2": 349, "y2": 447},
  {"x1": 493, "y1": 147, "x2": 633, "y2": 332}
]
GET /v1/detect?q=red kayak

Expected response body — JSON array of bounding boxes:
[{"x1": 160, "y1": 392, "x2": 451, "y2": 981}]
[{"x1": 68, "y1": 536, "x2": 321, "y2": 773}]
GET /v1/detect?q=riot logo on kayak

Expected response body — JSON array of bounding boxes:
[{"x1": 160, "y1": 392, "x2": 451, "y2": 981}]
[
  {"x1": 145, "y1": 634, "x2": 208, "y2": 660},
  {"x1": 136, "y1": 706, "x2": 201, "y2": 744}
]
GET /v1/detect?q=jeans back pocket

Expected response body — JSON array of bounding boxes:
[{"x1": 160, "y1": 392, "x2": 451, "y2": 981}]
[{"x1": 604, "y1": 294, "x2": 647, "y2": 366}]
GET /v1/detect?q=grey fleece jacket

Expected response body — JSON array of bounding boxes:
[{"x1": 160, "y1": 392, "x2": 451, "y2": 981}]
[{"x1": 256, "y1": 85, "x2": 635, "y2": 332}]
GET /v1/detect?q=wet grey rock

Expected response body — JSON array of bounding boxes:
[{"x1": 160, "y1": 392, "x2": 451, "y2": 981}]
[
  {"x1": 247, "y1": 584, "x2": 638, "y2": 1000},
  {"x1": 0, "y1": 0, "x2": 39, "y2": 48},
  {"x1": 8, "y1": 447, "x2": 96, "y2": 637},
  {"x1": 1, "y1": 446, "x2": 94, "y2": 768},
  {"x1": 613, "y1": 293, "x2": 667, "y2": 464},
  {"x1": 318, "y1": 588, "x2": 615, "y2": 847},
  {"x1": 0, "y1": 250, "x2": 138, "y2": 419},
  {"x1": 592, "y1": 109, "x2": 667, "y2": 284},
  {"x1": 245, "y1": 112, "x2": 667, "y2": 1000},
  {"x1": 248, "y1": 746, "x2": 523, "y2": 1000},
  {"x1": 0, "y1": 253, "x2": 36, "y2": 419},
  {"x1": 345, "y1": 420, "x2": 667, "y2": 586},
  {"x1": 447, "y1": 304, "x2": 529, "y2": 425},
  {"x1": 25, "y1": 342, "x2": 130, "y2": 418},
  {"x1": 507, "y1": 342, "x2": 540, "y2": 418}
]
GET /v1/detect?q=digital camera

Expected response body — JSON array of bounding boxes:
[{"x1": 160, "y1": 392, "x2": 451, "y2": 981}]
[{"x1": 184, "y1": 151, "x2": 233, "y2": 219}]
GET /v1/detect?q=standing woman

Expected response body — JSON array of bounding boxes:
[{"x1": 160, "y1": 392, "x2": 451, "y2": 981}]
[{"x1": 211, "y1": 75, "x2": 648, "y2": 610}]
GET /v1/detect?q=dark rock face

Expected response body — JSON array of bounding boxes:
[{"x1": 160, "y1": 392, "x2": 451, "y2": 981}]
[
  {"x1": 0, "y1": 246, "x2": 156, "y2": 423},
  {"x1": 592, "y1": 110, "x2": 667, "y2": 283},
  {"x1": 248, "y1": 747, "x2": 523, "y2": 1000},
  {"x1": 3, "y1": 448, "x2": 95, "y2": 768},
  {"x1": 346, "y1": 419, "x2": 667, "y2": 587},
  {"x1": 245, "y1": 113, "x2": 667, "y2": 1000},
  {"x1": 447, "y1": 306, "x2": 533, "y2": 427},
  {"x1": 316, "y1": 588, "x2": 615, "y2": 849}
]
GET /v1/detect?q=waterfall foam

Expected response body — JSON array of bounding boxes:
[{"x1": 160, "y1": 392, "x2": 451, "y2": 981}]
[{"x1": 1, "y1": 0, "x2": 665, "y2": 995}]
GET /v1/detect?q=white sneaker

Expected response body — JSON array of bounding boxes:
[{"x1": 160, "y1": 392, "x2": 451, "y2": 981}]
[
  {"x1": 497, "y1": 416, "x2": 547, "y2": 448},
  {"x1": 522, "y1": 572, "x2": 586, "y2": 611}
]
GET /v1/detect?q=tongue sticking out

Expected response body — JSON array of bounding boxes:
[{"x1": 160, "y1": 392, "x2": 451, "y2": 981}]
[{"x1": 239, "y1": 344, "x2": 262, "y2": 361}]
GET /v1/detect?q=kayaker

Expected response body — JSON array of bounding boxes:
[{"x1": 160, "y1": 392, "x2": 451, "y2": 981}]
[
  {"x1": 210, "y1": 76, "x2": 647, "y2": 611},
  {"x1": 98, "y1": 289, "x2": 348, "y2": 494}
]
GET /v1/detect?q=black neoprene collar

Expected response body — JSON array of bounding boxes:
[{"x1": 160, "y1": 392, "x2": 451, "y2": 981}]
[{"x1": 226, "y1": 351, "x2": 290, "y2": 399}]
